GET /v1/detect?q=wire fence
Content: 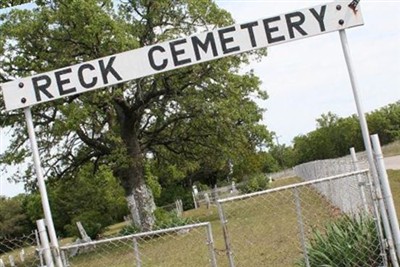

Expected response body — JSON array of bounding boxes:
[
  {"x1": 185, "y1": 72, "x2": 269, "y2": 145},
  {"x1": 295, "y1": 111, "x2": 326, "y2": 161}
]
[
  {"x1": 0, "y1": 171, "x2": 391, "y2": 267},
  {"x1": 59, "y1": 222, "x2": 217, "y2": 267},
  {"x1": 217, "y1": 170, "x2": 386, "y2": 267},
  {"x1": 1, "y1": 149, "x2": 395, "y2": 267},
  {"x1": 0, "y1": 232, "x2": 42, "y2": 267},
  {"x1": 294, "y1": 152, "x2": 373, "y2": 214}
]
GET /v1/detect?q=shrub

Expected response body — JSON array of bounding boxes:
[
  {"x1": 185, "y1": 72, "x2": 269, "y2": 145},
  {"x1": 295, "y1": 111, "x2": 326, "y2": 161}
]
[
  {"x1": 119, "y1": 208, "x2": 192, "y2": 235},
  {"x1": 237, "y1": 173, "x2": 270, "y2": 194},
  {"x1": 119, "y1": 224, "x2": 141, "y2": 236},
  {"x1": 297, "y1": 214, "x2": 384, "y2": 267},
  {"x1": 156, "y1": 185, "x2": 194, "y2": 210},
  {"x1": 154, "y1": 208, "x2": 192, "y2": 229}
]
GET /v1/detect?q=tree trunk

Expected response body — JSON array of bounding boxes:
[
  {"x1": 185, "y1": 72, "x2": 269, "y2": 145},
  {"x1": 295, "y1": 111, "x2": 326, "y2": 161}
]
[
  {"x1": 121, "y1": 162, "x2": 156, "y2": 232},
  {"x1": 126, "y1": 183, "x2": 156, "y2": 231},
  {"x1": 117, "y1": 134, "x2": 156, "y2": 232},
  {"x1": 114, "y1": 101, "x2": 157, "y2": 231}
]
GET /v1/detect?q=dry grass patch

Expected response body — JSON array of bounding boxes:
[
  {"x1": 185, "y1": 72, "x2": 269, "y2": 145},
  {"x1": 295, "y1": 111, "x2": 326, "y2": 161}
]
[{"x1": 382, "y1": 140, "x2": 400, "y2": 157}]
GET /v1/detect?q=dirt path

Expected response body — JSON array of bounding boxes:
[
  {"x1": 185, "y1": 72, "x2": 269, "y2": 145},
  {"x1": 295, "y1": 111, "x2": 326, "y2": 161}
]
[{"x1": 385, "y1": 155, "x2": 400, "y2": 170}]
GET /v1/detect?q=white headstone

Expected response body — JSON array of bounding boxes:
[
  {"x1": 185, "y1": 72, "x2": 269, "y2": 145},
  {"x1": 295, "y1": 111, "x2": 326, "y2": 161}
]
[
  {"x1": 20, "y1": 249, "x2": 25, "y2": 262},
  {"x1": 76, "y1": 221, "x2": 92, "y2": 242},
  {"x1": 204, "y1": 193, "x2": 210, "y2": 209},
  {"x1": 192, "y1": 185, "x2": 198, "y2": 195},
  {"x1": 8, "y1": 255, "x2": 15, "y2": 267}
]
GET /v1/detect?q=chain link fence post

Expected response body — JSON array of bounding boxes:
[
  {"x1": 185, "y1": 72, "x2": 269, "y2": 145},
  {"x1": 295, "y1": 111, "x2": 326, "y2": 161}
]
[
  {"x1": 132, "y1": 237, "x2": 141, "y2": 267},
  {"x1": 350, "y1": 147, "x2": 369, "y2": 213},
  {"x1": 293, "y1": 187, "x2": 310, "y2": 267},
  {"x1": 205, "y1": 223, "x2": 218, "y2": 267},
  {"x1": 217, "y1": 201, "x2": 235, "y2": 267}
]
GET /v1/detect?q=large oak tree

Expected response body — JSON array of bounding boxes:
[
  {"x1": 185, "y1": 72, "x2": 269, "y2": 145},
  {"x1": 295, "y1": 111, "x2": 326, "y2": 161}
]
[{"x1": 0, "y1": 0, "x2": 270, "y2": 231}]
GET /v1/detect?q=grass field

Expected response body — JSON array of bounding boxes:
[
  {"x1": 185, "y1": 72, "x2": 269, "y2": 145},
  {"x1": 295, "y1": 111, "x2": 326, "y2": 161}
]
[
  {"x1": 2, "y1": 172, "x2": 400, "y2": 266},
  {"x1": 62, "y1": 173, "x2": 393, "y2": 266},
  {"x1": 59, "y1": 143, "x2": 400, "y2": 266},
  {"x1": 60, "y1": 177, "x2": 339, "y2": 267}
]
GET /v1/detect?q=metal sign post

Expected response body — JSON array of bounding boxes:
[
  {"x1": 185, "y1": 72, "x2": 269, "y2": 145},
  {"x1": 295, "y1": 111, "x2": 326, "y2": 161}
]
[
  {"x1": 339, "y1": 28, "x2": 400, "y2": 264},
  {"x1": 24, "y1": 107, "x2": 63, "y2": 267}
]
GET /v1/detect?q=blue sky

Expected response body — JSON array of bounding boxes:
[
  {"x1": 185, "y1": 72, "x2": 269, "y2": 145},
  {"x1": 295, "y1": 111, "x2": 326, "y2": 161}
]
[{"x1": 1, "y1": 0, "x2": 400, "y2": 197}]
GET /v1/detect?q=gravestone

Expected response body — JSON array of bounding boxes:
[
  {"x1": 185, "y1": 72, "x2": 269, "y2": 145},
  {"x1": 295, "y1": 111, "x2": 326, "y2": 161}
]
[
  {"x1": 8, "y1": 255, "x2": 15, "y2": 267},
  {"x1": 76, "y1": 222, "x2": 92, "y2": 243},
  {"x1": 69, "y1": 222, "x2": 93, "y2": 257},
  {"x1": 19, "y1": 249, "x2": 25, "y2": 262}
]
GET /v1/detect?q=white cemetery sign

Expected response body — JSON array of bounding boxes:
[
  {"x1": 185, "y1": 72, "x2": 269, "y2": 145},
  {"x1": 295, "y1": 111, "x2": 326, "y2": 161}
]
[{"x1": 1, "y1": 2, "x2": 363, "y2": 110}]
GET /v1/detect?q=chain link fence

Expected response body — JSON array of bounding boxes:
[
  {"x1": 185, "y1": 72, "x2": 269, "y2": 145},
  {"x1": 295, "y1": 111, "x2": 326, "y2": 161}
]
[
  {"x1": 60, "y1": 222, "x2": 217, "y2": 267},
  {"x1": 1, "y1": 149, "x2": 395, "y2": 267},
  {"x1": 217, "y1": 170, "x2": 386, "y2": 267},
  {"x1": 0, "y1": 232, "x2": 42, "y2": 267}
]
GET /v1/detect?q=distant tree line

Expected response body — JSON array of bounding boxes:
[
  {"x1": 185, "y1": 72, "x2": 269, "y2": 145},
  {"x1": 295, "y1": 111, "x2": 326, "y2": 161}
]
[{"x1": 270, "y1": 101, "x2": 400, "y2": 167}]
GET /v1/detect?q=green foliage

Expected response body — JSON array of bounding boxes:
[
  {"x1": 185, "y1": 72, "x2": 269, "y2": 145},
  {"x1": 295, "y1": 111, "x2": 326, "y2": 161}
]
[
  {"x1": 23, "y1": 192, "x2": 47, "y2": 230},
  {"x1": 237, "y1": 173, "x2": 270, "y2": 194},
  {"x1": 291, "y1": 102, "x2": 400, "y2": 164},
  {"x1": 23, "y1": 164, "x2": 128, "y2": 238},
  {"x1": 119, "y1": 208, "x2": 191, "y2": 235},
  {"x1": 119, "y1": 223, "x2": 140, "y2": 236},
  {"x1": 56, "y1": 164, "x2": 128, "y2": 238},
  {"x1": 368, "y1": 102, "x2": 400, "y2": 143},
  {"x1": 0, "y1": 195, "x2": 31, "y2": 238},
  {"x1": 297, "y1": 215, "x2": 383, "y2": 267},
  {"x1": 154, "y1": 208, "x2": 191, "y2": 230},
  {"x1": 0, "y1": 195, "x2": 32, "y2": 253},
  {"x1": 144, "y1": 161, "x2": 162, "y2": 199},
  {"x1": 0, "y1": 0, "x2": 271, "y2": 230},
  {"x1": 259, "y1": 151, "x2": 281, "y2": 173},
  {"x1": 156, "y1": 185, "x2": 194, "y2": 210},
  {"x1": 64, "y1": 211, "x2": 104, "y2": 239},
  {"x1": 0, "y1": 1, "x2": 32, "y2": 8},
  {"x1": 193, "y1": 182, "x2": 209, "y2": 192},
  {"x1": 154, "y1": 163, "x2": 188, "y2": 187}
]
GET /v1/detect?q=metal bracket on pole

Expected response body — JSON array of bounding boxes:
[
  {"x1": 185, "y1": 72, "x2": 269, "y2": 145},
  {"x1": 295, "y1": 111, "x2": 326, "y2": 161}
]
[{"x1": 24, "y1": 107, "x2": 64, "y2": 267}]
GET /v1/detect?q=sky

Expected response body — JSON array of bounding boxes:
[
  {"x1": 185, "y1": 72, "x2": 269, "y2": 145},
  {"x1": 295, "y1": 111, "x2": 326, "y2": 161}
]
[
  {"x1": 1, "y1": 0, "x2": 400, "y2": 197},
  {"x1": 216, "y1": 0, "x2": 400, "y2": 144}
]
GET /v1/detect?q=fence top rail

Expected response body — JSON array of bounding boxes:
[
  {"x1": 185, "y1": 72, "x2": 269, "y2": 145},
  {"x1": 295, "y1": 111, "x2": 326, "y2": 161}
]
[
  {"x1": 60, "y1": 222, "x2": 210, "y2": 250},
  {"x1": 218, "y1": 169, "x2": 369, "y2": 204}
]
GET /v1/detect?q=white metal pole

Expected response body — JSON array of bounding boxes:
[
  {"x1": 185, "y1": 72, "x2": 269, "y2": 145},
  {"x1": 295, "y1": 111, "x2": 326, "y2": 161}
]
[
  {"x1": 24, "y1": 107, "x2": 63, "y2": 267},
  {"x1": 339, "y1": 30, "x2": 378, "y2": 185},
  {"x1": 371, "y1": 134, "x2": 400, "y2": 259},
  {"x1": 339, "y1": 29, "x2": 399, "y2": 265},
  {"x1": 349, "y1": 147, "x2": 369, "y2": 212},
  {"x1": 37, "y1": 219, "x2": 54, "y2": 267},
  {"x1": 206, "y1": 223, "x2": 218, "y2": 267}
]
